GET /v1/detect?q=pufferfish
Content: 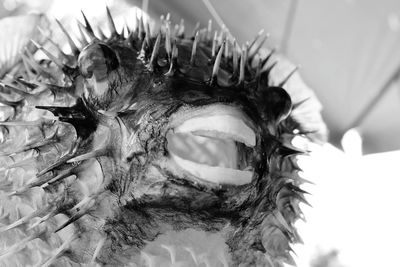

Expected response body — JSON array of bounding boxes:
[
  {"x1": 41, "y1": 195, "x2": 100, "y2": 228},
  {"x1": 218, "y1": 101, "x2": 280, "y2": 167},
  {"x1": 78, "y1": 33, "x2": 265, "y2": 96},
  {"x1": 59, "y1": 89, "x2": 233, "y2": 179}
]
[{"x1": 0, "y1": 8, "x2": 327, "y2": 267}]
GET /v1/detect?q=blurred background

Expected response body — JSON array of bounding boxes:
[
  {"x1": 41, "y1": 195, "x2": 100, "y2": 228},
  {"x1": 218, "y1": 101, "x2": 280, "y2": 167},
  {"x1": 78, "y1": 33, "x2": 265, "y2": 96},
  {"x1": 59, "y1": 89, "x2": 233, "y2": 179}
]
[{"x1": 0, "y1": 0, "x2": 399, "y2": 266}]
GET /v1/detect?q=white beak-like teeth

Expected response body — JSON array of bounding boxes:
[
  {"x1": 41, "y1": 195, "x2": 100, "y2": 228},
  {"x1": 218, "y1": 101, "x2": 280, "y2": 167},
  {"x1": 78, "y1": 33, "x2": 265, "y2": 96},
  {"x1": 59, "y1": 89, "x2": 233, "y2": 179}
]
[
  {"x1": 174, "y1": 115, "x2": 256, "y2": 148},
  {"x1": 171, "y1": 153, "x2": 253, "y2": 186},
  {"x1": 168, "y1": 106, "x2": 256, "y2": 186}
]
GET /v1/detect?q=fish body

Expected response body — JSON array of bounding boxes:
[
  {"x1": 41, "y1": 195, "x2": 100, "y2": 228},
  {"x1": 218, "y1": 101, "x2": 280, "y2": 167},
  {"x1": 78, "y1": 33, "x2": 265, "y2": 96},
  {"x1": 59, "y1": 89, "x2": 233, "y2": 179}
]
[{"x1": 0, "y1": 9, "x2": 326, "y2": 267}]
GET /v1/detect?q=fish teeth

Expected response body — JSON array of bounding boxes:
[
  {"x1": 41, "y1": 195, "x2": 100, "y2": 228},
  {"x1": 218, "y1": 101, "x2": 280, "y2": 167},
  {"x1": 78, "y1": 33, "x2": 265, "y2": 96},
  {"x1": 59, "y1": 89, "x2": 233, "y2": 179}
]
[
  {"x1": 170, "y1": 152, "x2": 253, "y2": 186},
  {"x1": 168, "y1": 106, "x2": 256, "y2": 185},
  {"x1": 174, "y1": 115, "x2": 256, "y2": 147}
]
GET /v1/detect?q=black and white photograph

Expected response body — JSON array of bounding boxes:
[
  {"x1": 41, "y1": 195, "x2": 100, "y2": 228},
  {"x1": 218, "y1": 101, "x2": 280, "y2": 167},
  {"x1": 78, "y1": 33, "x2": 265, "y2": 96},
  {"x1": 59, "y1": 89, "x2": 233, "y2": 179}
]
[{"x1": 0, "y1": 0, "x2": 398, "y2": 266}]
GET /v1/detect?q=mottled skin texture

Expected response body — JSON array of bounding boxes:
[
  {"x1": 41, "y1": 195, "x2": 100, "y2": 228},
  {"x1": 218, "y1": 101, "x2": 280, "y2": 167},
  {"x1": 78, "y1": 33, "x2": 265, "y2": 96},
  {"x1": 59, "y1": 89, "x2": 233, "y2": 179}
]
[{"x1": 0, "y1": 11, "x2": 325, "y2": 267}]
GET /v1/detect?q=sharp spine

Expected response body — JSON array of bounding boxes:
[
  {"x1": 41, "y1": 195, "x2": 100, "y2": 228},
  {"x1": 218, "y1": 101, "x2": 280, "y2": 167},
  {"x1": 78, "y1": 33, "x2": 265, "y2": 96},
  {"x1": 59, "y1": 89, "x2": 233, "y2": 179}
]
[
  {"x1": 248, "y1": 33, "x2": 269, "y2": 59},
  {"x1": 39, "y1": 170, "x2": 76, "y2": 189},
  {"x1": 0, "y1": 206, "x2": 51, "y2": 233},
  {"x1": 77, "y1": 22, "x2": 89, "y2": 46},
  {"x1": 0, "y1": 131, "x2": 58, "y2": 156},
  {"x1": 0, "y1": 81, "x2": 30, "y2": 97},
  {"x1": 149, "y1": 32, "x2": 161, "y2": 71},
  {"x1": 192, "y1": 22, "x2": 200, "y2": 38},
  {"x1": 177, "y1": 19, "x2": 185, "y2": 38},
  {"x1": 207, "y1": 20, "x2": 212, "y2": 41},
  {"x1": 292, "y1": 97, "x2": 310, "y2": 110},
  {"x1": 0, "y1": 118, "x2": 52, "y2": 127},
  {"x1": 134, "y1": 9, "x2": 140, "y2": 34},
  {"x1": 138, "y1": 12, "x2": 145, "y2": 40},
  {"x1": 81, "y1": 10, "x2": 95, "y2": 37},
  {"x1": 261, "y1": 48, "x2": 276, "y2": 69},
  {"x1": 278, "y1": 66, "x2": 299, "y2": 87},
  {"x1": 280, "y1": 171, "x2": 314, "y2": 185},
  {"x1": 120, "y1": 24, "x2": 126, "y2": 38},
  {"x1": 11, "y1": 167, "x2": 76, "y2": 196},
  {"x1": 138, "y1": 37, "x2": 148, "y2": 60},
  {"x1": 218, "y1": 25, "x2": 226, "y2": 46},
  {"x1": 255, "y1": 57, "x2": 262, "y2": 79},
  {"x1": 190, "y1": 31, "x2": 199, "y2": 65},
  {"x1": 165, "y1": 23, "x2": 172, "y2": 59},
  {"x1": 293, "y1": 191, "x2": 312, "y2": 207},
  {"x1": 15, "y1": 77, "x2": 38, "y2": 90},
  {"x1": 38, "y1": 234, "x2": 78, "y2": 267},
  {"x1": 77, "y1": 21, "x2": 97, "y2": 42},
  {"x1": 238, "y1": 45, "x2": 247, "y2": 85},
  {"x1": 21, "y1": 55, "x2": 36, "y2": 78},
  {"x1": 145, "y1": 20, "x2": 151, "y2": 47},
  {"x1": 55, "y1": 201, "x2": 93, "y2": 233},
  {"x1": 263, "y1": 61, "x2": 278, "y2": 79},
  {"x1": 3, "y1": 156, "x2": 37, "y2": 171},
  {"x1": 67, "y1": 148, "x2": 107, "y2": 163},
  {"x1": 96, "y1": 25, "x2": 108, "y2": 40},
  {"x1": 199, "y1": 28, "x2": 206, "y2": 42},
  {"x1": 210, "y1": 40, "x2": 225, "y2": 85},
  {"x1": 224, "y1": 38, "x2": 230, "y2": 58},
  {"x1": 30, "y1": 40, "x2": 68, "y2": 71},
  {"x1": 38, "y1": 27, "x2": 69, "y2": 61},
  {"x1": 124, "y1": 19, "x2": 131, "y2": 35},
  {"x1": 23, "y1": 49, "x2": 55, "y2": 79},
  {"x1": 248, "y1": 29, "x2": 265, "y2": 52},
  {"x1": 55, "y1": 19, "x2": 80, "y2": 56},
  {"x1": 211, "y1": 31, "x2": 218, "y2": 57},
  {"x1": 36, "y1": 152, "x2": 76, "y2": 177},
  {"x1": 165, "y1": 40, "x2": 178, "y2": 76},
  {"x1": 106, "y1": 6, "x2": 118, "y2": 36},
  {"x1": 28, "y1": 209, "x2": 58, "y2": 230},
  {"x1": 273, "y1": 210, "x2": 293, "y2": 234},
  {"x1": 0, "y1": 229, "x2": 45, "y2": 260},
  {"x1": 232, "y1": 39, "x2": 238, "y2": 75},
  {"x1": 173, "y1": 24, "x2": 179, "y2": 38},
  {"x1": 277, "y1": 145, "x2": 304, "y2": 158},
  {"x1": 90, "y1": 236, "x2": 106, "y2": 264}
]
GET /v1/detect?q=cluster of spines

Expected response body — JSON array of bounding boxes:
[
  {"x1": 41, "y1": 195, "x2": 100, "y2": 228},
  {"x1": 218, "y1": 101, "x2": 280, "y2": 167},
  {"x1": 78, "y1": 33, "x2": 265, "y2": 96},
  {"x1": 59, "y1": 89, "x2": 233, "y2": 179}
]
[
  {"x1": 0, "y1": 8, "x2": 127, "y2": 263},
  {"x1": 146, "y1": 16, "x2": 299, "y2": 88},
  {"x1": 0, "y1": 7, "x2": 299, "y2": 110},
  {"x1": 0, "y1": 78, "x2": 99, "y2": 266},
  {"x1": 0, "y1": 7, "x2": 309, "y2": 267}
]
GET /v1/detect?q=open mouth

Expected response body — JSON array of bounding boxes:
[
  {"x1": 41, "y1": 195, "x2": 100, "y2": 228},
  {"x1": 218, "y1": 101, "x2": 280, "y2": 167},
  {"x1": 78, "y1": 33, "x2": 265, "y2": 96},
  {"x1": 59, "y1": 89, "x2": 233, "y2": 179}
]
[{"x1": 167, "y1": 105, "x2": 256, "y2": 186}]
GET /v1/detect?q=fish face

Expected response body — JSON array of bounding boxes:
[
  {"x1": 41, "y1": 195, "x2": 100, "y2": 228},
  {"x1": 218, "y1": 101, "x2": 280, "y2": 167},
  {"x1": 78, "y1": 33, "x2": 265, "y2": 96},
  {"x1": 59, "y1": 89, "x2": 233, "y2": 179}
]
[
  {"x1": 74, "y1": 34, "x2": 297, "y2": 265},
  {"x1": 0, "y1": 10, "x2": 325, "y2": 267},
  {"x1": 74, "y1": 32, "x2": 292, "y2": 212}
]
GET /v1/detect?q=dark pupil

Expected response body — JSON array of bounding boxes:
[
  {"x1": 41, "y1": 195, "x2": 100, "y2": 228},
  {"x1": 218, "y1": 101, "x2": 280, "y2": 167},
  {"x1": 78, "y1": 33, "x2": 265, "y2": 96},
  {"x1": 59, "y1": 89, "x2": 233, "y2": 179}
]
[{"x1": 98, "y1": 44, "x2": 119, "y2": 72}]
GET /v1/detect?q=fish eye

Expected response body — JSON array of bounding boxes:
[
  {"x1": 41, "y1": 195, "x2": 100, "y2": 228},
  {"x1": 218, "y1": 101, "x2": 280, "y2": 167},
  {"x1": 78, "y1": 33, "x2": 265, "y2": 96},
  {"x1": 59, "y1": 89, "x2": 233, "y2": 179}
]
[
  {"x1": 77, "y1": 43, "x2": 119, "y2": 107},
  {"x1": 78, "y1": 43, "x2": 119, "y2": 80}
]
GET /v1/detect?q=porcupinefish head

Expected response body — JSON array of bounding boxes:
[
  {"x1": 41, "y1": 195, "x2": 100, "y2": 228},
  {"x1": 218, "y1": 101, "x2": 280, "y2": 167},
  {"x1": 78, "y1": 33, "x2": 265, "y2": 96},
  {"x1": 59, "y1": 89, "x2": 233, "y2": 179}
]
[{"x1": 0, "y1": 9, "x2": 326, "y2": 267}]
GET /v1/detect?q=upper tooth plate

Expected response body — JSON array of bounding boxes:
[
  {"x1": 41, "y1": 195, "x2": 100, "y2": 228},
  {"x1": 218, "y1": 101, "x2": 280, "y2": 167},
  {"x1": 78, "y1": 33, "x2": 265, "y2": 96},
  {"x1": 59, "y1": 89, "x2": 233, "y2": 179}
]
[{"x1": 174, "y1": 115, "x2": 255, "y2": 147}]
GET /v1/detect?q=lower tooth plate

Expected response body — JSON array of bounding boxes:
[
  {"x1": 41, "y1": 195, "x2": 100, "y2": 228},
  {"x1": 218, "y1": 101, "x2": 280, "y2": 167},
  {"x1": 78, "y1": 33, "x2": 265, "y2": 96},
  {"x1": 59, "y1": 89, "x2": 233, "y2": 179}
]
[{"x1": 170, "y1": 153, "x2": 253, "y2": 186}]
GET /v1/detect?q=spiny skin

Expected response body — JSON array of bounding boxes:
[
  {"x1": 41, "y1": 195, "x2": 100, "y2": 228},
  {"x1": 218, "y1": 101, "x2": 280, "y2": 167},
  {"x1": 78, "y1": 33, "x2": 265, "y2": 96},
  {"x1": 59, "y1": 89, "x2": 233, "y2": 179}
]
[{"x1": 0, "y1": 10, "x2": 325, "y2": 267}]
